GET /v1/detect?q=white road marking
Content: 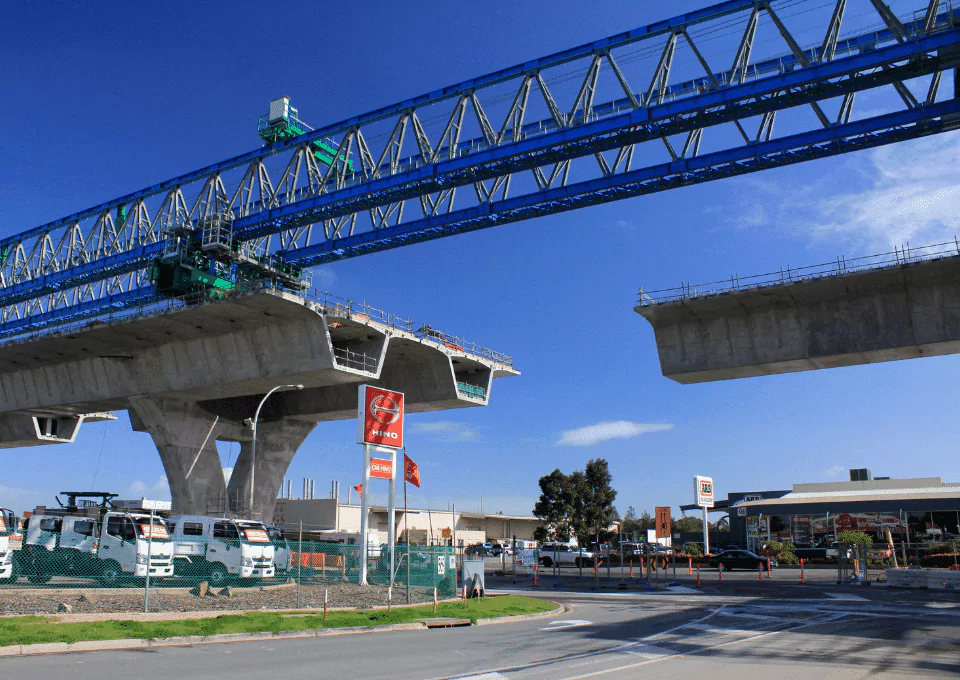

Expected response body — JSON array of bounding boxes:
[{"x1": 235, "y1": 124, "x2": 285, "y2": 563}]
[{"x1": 541, "y1": 618, "x2": 592, "y2": 630}]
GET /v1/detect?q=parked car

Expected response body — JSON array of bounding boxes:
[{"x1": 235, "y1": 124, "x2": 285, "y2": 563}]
[
  {"x1": 538, "y1": 542, "x2": 595, "y2": 568},
  {"x1": 482, "y1": 542, "x2": 503, "y2": 557},
  {"x1": 706, "y1": 549, "x2": 776, "y2": 571}
]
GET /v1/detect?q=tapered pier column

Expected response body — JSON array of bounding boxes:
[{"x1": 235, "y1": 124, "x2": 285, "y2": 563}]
[
  {"x1": 226, "y1": 419, "x2": 316, "y2": 521},
  {"x1": 128, "y1": 396, "x2": 227, "y2": 515}
]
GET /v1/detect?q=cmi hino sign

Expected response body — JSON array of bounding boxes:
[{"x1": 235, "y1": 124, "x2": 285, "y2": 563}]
[{"x1": 358, "y1": 385, "x2": 405, "y2": 449}]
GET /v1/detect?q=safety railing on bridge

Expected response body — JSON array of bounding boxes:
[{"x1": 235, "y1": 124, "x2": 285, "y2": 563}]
[
  {"x1": 638, "y1": 238, "x2": 960, "y2": 306},
  {"x1": 456, "y1": 382, "x2": 487, "y2": 400},
  {"x1": 332, "y1": 346, "x2": 379, "y2": 373}
]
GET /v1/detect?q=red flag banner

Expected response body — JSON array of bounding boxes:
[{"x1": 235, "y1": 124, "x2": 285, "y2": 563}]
[
  {"x1": 353, "y1": 484, "x2": 362, "y2": 498},
  {"x1": 404, "y1": 453, "x2": 421, "y2": 487}
]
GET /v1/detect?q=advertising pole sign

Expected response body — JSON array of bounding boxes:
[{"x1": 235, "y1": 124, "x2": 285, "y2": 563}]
[
  {"x1": 655, "y1": 506, "x2": 672, "y2": 543},
  {"x1": 357, "y1": 385, "x2": 404, "y2": 585},
  {"x1": 694, "y1": 475, "x2": 714, "y2": 555}
]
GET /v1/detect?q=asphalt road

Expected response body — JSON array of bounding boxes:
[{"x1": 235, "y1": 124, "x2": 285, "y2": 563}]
[{"x1": 2, "y1": 587, "x2": 958, "y2": 679}]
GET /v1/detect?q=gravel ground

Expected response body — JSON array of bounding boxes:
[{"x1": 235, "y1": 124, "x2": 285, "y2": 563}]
[{"x1": 0, "y1": 582, "x2": 437, "y2": 616}]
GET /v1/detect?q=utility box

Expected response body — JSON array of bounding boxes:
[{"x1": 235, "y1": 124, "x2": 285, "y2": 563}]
[
  {"x1": 269, "y1": 96, "x2": 291, "y2": 124},
  {"x1": 462, "y1": 559, "x2": 485, "y2": 597}
]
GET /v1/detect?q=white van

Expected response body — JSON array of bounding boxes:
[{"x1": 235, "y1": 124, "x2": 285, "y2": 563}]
[{"x1": 169, "y1": 515, "x2": 275, "y2": 586}]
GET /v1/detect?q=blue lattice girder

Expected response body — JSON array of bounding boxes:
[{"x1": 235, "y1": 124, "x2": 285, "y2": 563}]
[
  {"x1": 282, "y1": 101, "x2": 960, "y2": 266},
  {"x1": 235, "y1": 28, "x2": 960, "y2": 241}
]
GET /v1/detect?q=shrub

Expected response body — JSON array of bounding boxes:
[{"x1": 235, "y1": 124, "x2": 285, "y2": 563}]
[{"x1": 683, "y1": 542, "x2": 704, "y2": 557}]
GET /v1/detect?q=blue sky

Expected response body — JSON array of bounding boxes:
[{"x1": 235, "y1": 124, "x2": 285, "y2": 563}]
[{"x1": 1, "y1": 0, "x2": 958, "y2": 517}]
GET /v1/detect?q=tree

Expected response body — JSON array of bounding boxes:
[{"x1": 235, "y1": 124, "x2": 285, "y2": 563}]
[
  {"x1": 674, "y1": 515, "x2": 703, "y2": 533},
  {"x1": 622, "y1": 506, "x2": 640, "y2": 537},
  {"x1": 531, "y1": 459, "x2": 618, "y2": 547},
  {"x1": 532, "y1": 469, "x2": 574, "y2": 541},
  {"x1": 582, "y1": 459, "x2": 618, "y2": 546}
]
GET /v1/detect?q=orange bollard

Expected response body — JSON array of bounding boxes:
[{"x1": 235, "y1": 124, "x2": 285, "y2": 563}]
[
  {"x1": 629, "y1": 564, "x2": 633, "y2": 578},
  {"x1": 718, "y1": 563, "x2": 723, "y2": 582},
  {"x1": 323, "y1": 588, "x2": 328, "y2": 620},
  {"x1": 388, "y1": 586, "x2": 392, "y2": 612},
  {"x1": 767, "y1": 559, "x2": 772, "y2": 577},
  {"x1": 758, "y1": 563, "x2": 764, "y2": 583},
  {"x1": 800, "y1": 558, "x2": 806, "y2": 585},
  {"x1": 433, "y1": 587, "x2": 438, "y2": 614},
  {"x1": 533, "y1": 564, "x2": 539, "y2": 588},
  {"x1": 688, "y1": 557, "x2": 693, "y2": 575},
  {"x1": 696, "y1": 564, "x2": 701, "y2": 587}
]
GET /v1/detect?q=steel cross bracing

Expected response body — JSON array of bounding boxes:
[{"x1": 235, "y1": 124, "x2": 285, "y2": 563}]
[{"x1": 1, "y1": 0, "x2": 958, "y2": 338}]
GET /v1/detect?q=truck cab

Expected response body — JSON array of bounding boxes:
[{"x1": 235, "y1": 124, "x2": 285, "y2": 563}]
[
  {"x1": 170, "y1": 515, "x2": 275, "y2": 586},
  {"x1": 16, "y1": 493, "x2": 174, "y2": 585},
  {"x1": 97, "y1": 512, "x2": 174, "y2": 584},
  {"x1": 0, "y1": 510, "x2": 13, "y2": 581}
]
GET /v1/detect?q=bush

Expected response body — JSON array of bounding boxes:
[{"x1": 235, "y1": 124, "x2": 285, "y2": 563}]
[
  {"x1": 765, "y1": 540, "x2": 799, "y2": 566},
  {"x1": 682, "y1": 542, "x2": 704, "y2": 557},
  {"x1": 837, "y1": 530, "x2": 873, "y2": 550}
]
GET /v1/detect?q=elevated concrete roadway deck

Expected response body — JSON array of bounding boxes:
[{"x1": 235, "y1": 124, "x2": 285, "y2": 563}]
[
  {"x1": 0, "y1": 288, "x2": 517, "y2": 518},
  {"x1": 636, "y1": 253, "x2": 960, "y2": 383}
]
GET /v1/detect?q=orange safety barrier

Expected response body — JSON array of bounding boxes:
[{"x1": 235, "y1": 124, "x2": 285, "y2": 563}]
[
  {"x1": 718, "y1": 563, "x2": 723, "y2": 582},
  {"x1": 800, "y1": 558, "x2": 806, "y2": 584},
  {"x1": 688, "y1": 557, "x2": 693, "y2": 575},
  {"x1": 758, "y1": 563, "x2": 764, "y2": 583},
  {"x1": 696, "y1": 564, "x2": 701, "y2": 587}
]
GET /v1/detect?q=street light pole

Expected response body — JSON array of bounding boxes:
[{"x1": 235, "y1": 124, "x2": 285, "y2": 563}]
[{"x1": 246, "y1": 383, "x2": 304, "y2": 518}]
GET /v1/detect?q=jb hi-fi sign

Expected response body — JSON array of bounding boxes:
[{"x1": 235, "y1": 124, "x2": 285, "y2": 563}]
[{"x1": 358, "y1": 385, "x2": 404, "y2": 448}]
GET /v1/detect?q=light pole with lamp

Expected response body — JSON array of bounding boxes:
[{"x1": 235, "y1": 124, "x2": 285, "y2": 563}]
[{"x1": 244, "y1": 383, "x2": 304, "y2": 519}]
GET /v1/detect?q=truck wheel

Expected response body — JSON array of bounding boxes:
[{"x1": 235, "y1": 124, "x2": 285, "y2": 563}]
[
  {"x1": 208, "y1": 563, "x2": 229, "y2": 587},
  {"x1": 541, "y1": 556, "x2": 553, "y2": 567},
  {"x1": 100, "y1": 561, "x2": 124, "y2": 586}
]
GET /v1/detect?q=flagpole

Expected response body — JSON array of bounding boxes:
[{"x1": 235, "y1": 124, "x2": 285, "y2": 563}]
[{"x1": 404, "y1": 449, "x2": 411, "y2": 604}]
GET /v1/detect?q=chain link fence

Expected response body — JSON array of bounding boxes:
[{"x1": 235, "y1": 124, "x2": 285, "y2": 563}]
[{"x1": 0, "y1": 530, "x2": 458, "y2": 615}]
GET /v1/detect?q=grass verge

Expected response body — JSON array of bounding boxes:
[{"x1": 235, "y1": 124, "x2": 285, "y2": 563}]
[{"x1": 0, "y1": 596, "x2": 554, "y2": 646}]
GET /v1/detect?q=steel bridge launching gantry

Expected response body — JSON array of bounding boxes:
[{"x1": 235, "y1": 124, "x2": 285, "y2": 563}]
[{"x1": 1, "y1": 0, "x2": 958, "y2": 340}]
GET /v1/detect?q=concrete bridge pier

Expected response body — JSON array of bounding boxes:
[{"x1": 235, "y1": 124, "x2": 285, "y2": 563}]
[
  {"x1": 128, "y1": 396, "x2": 228, "y2": 515},
  {"x1": 225, "y1": 419, "x2": 316, "y2": 521}
]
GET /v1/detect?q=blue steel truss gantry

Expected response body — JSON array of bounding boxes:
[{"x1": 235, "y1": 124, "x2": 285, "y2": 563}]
[{"x1": 1, "y1": 0, "x2": 958, "y2": 339}]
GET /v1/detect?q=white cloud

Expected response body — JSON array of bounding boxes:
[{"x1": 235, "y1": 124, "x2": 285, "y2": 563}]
[
  {"x1": 825, "y1": 465, "x2": 847, "y2": 479},
  {"x1": 0, "y1": 484, "x2": 50, "y2": 515},
  {"x1": 556, "y1": 421, "x2": 674, "y2": 447},
  {"x1": 811, "y1": 132, "x2": 960, "y2": 248},
  {"x1": 130, "y1": 481, "x2": 147, "y2": 493},
  {"x1": 410, "y1": 421, "x2": 480, "y2": 443}
]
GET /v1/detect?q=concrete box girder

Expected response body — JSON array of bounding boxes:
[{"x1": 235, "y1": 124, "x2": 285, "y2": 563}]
[{"x1": 636, "y1": 256, "x2": 960, "y2": 383}]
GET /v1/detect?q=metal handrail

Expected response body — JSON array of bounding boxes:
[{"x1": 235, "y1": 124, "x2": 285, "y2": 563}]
[
  {"x1": 332, "y1": 345, "x2": 378, "y2": 372},
  {"x1": 638, "y1": 238, "x2": 960, "y2": 306}
]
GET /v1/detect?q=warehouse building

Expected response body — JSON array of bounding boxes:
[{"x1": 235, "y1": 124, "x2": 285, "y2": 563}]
[{"x1": 272, "y1": 498, "x2": 542, "y2": 546}]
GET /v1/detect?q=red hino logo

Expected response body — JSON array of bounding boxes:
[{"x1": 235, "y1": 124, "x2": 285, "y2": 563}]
[{"x1": 370, "y1": 394, "x2": 401, "y2": 425}]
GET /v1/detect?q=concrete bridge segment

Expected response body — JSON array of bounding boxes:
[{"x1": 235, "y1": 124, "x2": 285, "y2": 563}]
[
  {"x1": 0, "y1": 288, "x2": 517, "y2": 519},
  {"x1": 636, "y1": 254, "x2": 960, "y2": 383}
]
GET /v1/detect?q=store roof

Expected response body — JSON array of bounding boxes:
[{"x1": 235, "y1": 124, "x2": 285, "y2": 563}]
[{"x1": 733, "y1": 478, "x2": 960, "y2": 509}]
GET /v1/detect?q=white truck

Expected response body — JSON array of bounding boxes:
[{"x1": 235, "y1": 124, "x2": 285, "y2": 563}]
[
  {"x1": 16, "y1": 492, "x2": 175, "y2": 585},
  {"x1": 267, "y1": 526, "x2": 291, "y2": 574},
  {"x1": 169, "y1": 515, "x2": 275, "y2": 586},
  {"x1": 0, "y1": 508, "x2": 14, "y2": 581}
]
